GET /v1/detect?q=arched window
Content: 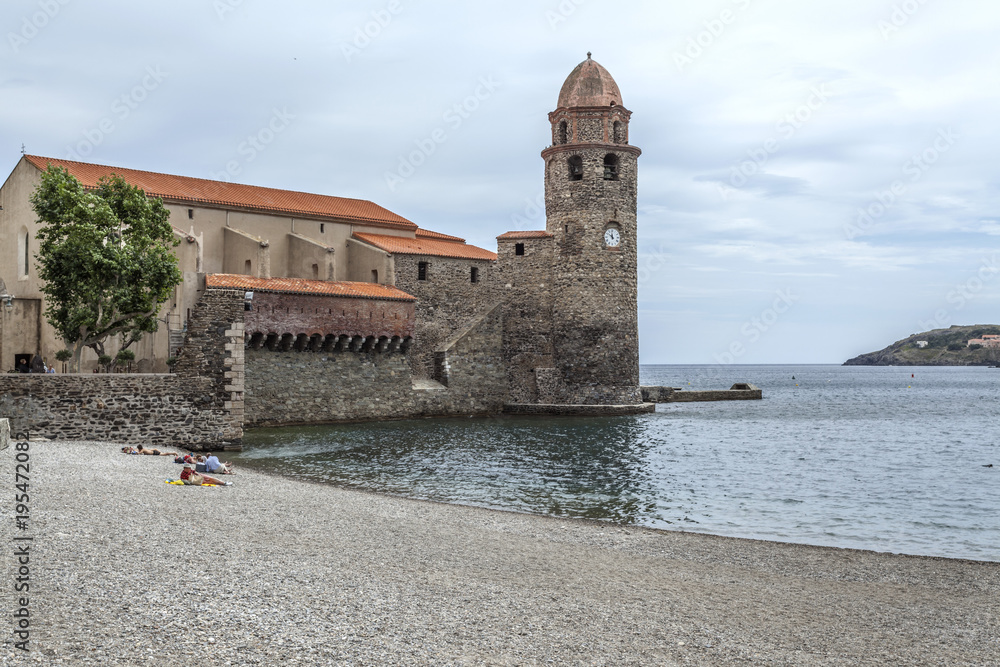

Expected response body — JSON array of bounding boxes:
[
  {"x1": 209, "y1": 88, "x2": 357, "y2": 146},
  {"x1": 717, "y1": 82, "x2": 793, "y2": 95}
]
[
  {"x1": 603, "y1": 154, "x2": 619, "y2": 181},
  {"x1": 312, "y1": 263, "x2": 319, "y2": 279},
  {"x1": 568, "y1": 155, "x2": 583, "y2": 181},
  {"x1": 17, "y1": 226, "x2": 28, "y2": 278},
  {"x1": 244, "y1": 259, "x2": 252, "y2": 275},
  {"x1": 558, "y1": 120, "x2": 568, "y2": 144},
  {"x1": 613, "y1": 120, "x2": 624, "y2": 144}
]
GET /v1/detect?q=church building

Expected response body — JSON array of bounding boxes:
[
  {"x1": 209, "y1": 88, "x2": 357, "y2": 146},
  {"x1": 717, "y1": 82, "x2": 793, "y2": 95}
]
[{"x1": 0, "y1": 54, "x2": 648, "y2": 432}]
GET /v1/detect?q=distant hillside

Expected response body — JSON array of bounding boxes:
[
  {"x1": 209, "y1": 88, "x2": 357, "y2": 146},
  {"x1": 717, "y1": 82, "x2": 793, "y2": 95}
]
[{"x1": 844, "y1": 325, "x2": 1000, "y2": 366}]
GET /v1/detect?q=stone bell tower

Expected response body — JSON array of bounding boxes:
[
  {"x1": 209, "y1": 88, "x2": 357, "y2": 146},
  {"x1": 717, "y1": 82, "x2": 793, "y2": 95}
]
[{"x1": 541, "y1": 53, "x2": 641, "y2": 404}]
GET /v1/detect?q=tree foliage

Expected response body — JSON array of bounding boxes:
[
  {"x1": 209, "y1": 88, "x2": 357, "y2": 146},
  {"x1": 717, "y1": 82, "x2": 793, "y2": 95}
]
[{"x1": 30, "y1": 166, "x2": 181, "y2": 371}]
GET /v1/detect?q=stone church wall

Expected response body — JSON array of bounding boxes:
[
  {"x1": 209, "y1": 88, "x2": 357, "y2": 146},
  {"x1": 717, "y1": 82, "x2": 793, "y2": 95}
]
[
  {"x1": 495, "y1": 235, "x2": 556, "y2": 404},
  {"x1": 393, "y1": 253, "x2": 496, "y2": 380}
]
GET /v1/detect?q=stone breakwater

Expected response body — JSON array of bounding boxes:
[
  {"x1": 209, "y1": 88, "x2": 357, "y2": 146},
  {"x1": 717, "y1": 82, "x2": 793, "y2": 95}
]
[{"x1": 2, "y1": 440, "x2": 997, "y2": 665}]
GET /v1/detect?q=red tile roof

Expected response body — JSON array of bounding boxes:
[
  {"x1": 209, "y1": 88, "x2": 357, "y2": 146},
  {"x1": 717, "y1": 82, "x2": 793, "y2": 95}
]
[
  {"x1": 206, "y1": 274, "x2": 416, "y2": 301},
  {"x1": 353, "y1": 232, "x2": 498, "y2": 261},
  {"x1": 416, "y1": 228, "x2": 466, "y2": 243},
  {"x1": 496, "y1": 230, "x2": 554, "y2": 240},
  {"x1": 23, "y1": 155, "x2": 416, "y2": 231}
]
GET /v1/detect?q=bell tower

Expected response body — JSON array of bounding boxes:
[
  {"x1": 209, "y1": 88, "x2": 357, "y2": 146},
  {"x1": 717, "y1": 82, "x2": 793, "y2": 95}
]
[{"x1": 541, "y1": 53, "x2": 641, "y2": 404}]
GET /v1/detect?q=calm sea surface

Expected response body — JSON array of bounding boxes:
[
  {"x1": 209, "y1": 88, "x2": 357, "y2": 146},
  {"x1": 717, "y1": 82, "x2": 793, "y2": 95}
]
[{"x1": 235, "y1": 365, "x2": 999, "y2": 561}]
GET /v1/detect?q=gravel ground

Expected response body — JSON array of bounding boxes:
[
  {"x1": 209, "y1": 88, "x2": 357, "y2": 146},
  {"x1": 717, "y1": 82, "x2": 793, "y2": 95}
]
[{"x1": 2, "y1": 440, "x2": 998, "y2": 666}]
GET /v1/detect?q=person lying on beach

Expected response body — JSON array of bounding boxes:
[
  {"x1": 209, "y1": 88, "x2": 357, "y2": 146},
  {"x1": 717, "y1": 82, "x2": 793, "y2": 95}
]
[
  {"x1": 135, "y1": 445, "x2": 178, "y2": 456},
  {"x1": 179, "y1": 466, "x2": 229, "y2": 486},
  {"x1": 204, "y1": 452, "x2": 234, "y2": 474}
]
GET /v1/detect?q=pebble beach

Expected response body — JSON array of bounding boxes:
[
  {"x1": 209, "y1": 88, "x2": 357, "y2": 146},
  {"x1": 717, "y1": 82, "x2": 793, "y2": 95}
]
[{"x1": 2, "y1": 440, "x2": 998, "y2": 666}]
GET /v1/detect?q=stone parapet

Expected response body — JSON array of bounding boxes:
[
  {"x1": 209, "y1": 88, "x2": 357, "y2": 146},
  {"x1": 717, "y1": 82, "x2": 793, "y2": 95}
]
[
  {"x1": 503, "y1": 403, "x2": 655, "y2": 416},
  {"x1": 642, "y1": 384, "x2": 762, "y2": 403}
]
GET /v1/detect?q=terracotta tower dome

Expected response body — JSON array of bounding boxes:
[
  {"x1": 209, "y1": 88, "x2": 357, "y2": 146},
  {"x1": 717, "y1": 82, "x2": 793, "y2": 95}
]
[{"x1": 556, "y1": 53, "x2": 624, "y2": 108}]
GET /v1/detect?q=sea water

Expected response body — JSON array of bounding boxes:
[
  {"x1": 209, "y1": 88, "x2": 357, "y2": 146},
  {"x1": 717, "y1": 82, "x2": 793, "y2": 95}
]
[{"x1": 235, "y1": 365, "x2": 999, "y2": 561}]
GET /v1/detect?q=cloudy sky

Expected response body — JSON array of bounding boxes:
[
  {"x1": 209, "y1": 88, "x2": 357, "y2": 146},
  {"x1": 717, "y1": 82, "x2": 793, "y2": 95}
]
[{"x1": 3, "y1": 1, "x2": 999, "y2": 364}]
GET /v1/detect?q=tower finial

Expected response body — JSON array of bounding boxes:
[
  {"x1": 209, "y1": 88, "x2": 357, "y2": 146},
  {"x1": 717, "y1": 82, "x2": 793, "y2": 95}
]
[{"x1": 587, "y1": 51, "x2": 592, "y2": 59}]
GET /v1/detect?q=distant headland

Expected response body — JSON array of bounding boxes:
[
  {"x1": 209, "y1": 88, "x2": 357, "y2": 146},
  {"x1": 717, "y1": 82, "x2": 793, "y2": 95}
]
[{"x1": 844, "y1": 324, "x2": 1000, "y2": 366}]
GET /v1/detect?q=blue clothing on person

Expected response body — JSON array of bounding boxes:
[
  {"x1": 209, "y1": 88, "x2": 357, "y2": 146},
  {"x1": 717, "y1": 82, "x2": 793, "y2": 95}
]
[{"x1": 205, "y1": 455, "x2": 224, "y2": 473}]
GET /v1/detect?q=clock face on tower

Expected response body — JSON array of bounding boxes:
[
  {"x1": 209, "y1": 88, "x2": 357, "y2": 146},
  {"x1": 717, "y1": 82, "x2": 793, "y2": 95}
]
[{"x1": 604, "y1": 227, "x2": 621, "y2": 248}]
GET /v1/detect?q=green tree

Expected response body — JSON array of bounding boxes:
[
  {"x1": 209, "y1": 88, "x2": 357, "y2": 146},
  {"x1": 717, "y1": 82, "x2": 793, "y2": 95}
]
[{"x1": 30, "y1": 166, "x2": 181, "y2": 372}]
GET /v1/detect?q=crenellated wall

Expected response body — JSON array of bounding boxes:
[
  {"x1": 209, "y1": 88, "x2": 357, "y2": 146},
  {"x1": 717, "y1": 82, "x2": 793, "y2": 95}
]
[{"x1": 243, "y1": 291, "x2": 414, "y2": 347}]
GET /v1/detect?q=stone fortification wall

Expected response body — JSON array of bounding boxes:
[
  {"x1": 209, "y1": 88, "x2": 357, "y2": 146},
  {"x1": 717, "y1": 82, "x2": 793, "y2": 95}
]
[
  {"x1": 393, "y1": 254, "x2": 496, "y2": 380},
  {"x1": 0, "y1": 374, "x2": 236, "y2": 448},
  {"x1": 495, "y1": 234, "x2": 555, "y2": 403},
  {"x1": 243, "y1": 302, "x2": 505, "y2": 425}
]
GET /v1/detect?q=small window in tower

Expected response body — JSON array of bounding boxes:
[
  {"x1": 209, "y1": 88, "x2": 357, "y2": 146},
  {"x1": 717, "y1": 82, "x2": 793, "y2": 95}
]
[
  {"x1": 470, "y1": 267, "x2": 479, "y2": 283},
  {"x1": 320, "y1": 223, "x2": 325, "y2": 233},
  {"x1": 244, "y1": 259, "x2": 252, "y2": 275},
  {"x1": 187, "y1": 208, "x2": 194, "y2": 219},
  {"x1": 613, "y1": 120, "x2": 624, "y2": 144},
  {"x1": 371, "y1": 269, "x2": 379, "y2": 283},
  {"x1": 515, "y1": 243, "x2": 525, "y2": 256},
  {"x1": 604, "y1": 154, "x2": 619, "y2": 181},
  {"x1": 558, "y1": 120, "x2": 568, "y2": 144},
  {"x1": 418, "y1": 261, "x2": 428, "y2": 281},
  {"x1": 568, "y1": 155, "x2": 583, "y2": 181},
  {"x1": 17, "y1": 226, "x2": 29, "y2": 278},
  {"x1": 312, "y1": 264, "x2": 319, "y2": 279}
]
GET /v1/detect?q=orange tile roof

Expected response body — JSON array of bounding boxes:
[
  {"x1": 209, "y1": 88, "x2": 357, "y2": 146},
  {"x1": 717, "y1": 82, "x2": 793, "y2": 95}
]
[
  {"x1": 416, "y1": 228, "x2": 466, "y2": 243},
  {"x1": 24, "y1": 155, "x2": 416, "y2": 231},
  {"x1": 353, "y1": 232, "x2": 498, "y2": 261},
  {"x1": 206, "y1": 274, "x2": 416, "y2": 301},
  {"x1": 496, "y1": 230, "x2": 554, "y2": 240}
]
